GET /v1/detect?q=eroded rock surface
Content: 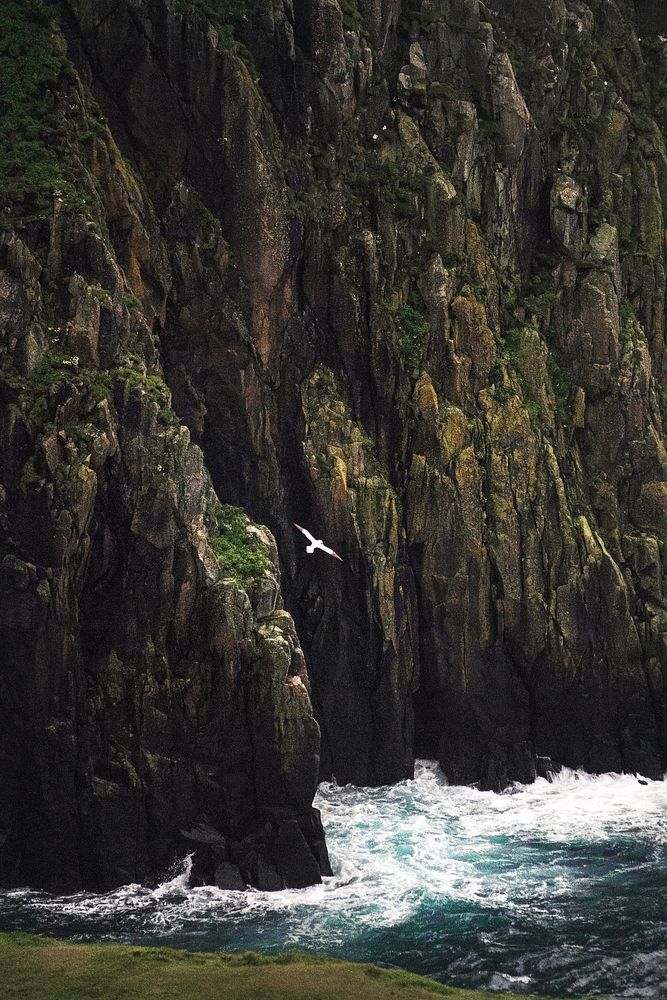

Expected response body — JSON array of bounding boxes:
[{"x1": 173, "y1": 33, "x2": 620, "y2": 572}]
[{"x1": 1, "y1": 0, "x2": 667, "y2": 888}]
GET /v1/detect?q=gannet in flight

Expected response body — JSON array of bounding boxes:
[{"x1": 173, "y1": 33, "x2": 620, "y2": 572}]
[{"x1": 294, "y1": 523, "x2": 343, "y2": 561}]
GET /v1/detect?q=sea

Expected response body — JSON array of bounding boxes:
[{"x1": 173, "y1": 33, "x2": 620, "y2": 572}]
[{"x1": 1, "y1": 762, "x2": 665, "y2": 998}]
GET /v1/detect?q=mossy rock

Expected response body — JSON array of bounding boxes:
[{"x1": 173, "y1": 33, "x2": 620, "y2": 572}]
[{"x1": 209, "y1": 502, "x2": 270, "y2": 586}]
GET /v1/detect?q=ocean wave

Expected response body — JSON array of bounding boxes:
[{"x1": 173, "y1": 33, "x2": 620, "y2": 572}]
[{"x1": 1, "y1": 764, "x2": 665, "y2": 998}]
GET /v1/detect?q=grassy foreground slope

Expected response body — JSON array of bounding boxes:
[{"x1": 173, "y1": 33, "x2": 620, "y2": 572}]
[{"x1": 0, "y1": 933, "x2": 587, "y2": 1000}]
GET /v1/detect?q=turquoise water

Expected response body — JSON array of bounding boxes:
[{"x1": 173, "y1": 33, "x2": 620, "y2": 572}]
[{"x1": 1, "y1": 762, "x2": 665, "y2": 997}]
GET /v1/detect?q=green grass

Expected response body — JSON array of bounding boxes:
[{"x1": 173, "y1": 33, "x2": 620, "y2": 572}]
[
  {"x1": 209, "y1": 503, "x2": 268, "y2": 585},
  {"x1": 5, "y1": 352, "x2": 174, "y2": 429},
  {"x1": 521, "y1": 273, "x2": 559, "y2": 318},
  {"x1": 10, "y1": 351, "x2": 88, "y2": 425},
  {"x1": 346, "y1": 158, "x2": 432, "y2": 218},
  {"x1": 308, "y1": 365, "x2": 344, "y2": 409},
  {"x1": 113, "y1": 364, "x2": 171, "y2": 407},
  {"x1": 619, "y1": 301, "x2": 637, "y2": 344},
  {"x1": 122, "y1": 291, "x2": 143, "y2": 312},
  {"x1": 0, "y1": 933, "x2": 589, "y2": 1000}
]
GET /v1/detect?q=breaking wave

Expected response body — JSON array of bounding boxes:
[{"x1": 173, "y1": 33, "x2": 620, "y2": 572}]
[{"x1": 1, "y1": 763, "x2": 665, "y2": 997}]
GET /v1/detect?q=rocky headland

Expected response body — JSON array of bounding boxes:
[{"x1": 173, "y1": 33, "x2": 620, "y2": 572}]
[{"x1": 0, "y1": 0, "x2": 666, "y2": 891}]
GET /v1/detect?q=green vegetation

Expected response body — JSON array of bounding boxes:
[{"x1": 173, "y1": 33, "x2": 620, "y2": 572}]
[
  {"x1": 114, "y1": 364, "x2": 171, "y2": 407},
  {"x1": 427, "y1": 82, "x2": 465, "y2": 101},
  {"x1": 26, "y1": 351, "x2": 82, "y2": 392},
  {"x1": 308, "y1": 365, "x2": 345, "y2": 410},
  {"x1": 0, "y1": 0, "x2": 105, "y2": 218},
  {"x1": 495, "y1": 324, "x2": 547, "y2": 428},
  {"x1": 287, "y1": 180, "x2": 329, "y2": 223},
  {"x1": 619, "y1": 298, "x2": 637, "y2": 341},
  {"x1": 557, "y1": 111, "x2": 606, "y2": 141},
  {"x1": 339, "y1": 0, "x2": 362, "y2": 31},
  {"x1": 398, "y1": 302, "x2": 431, "y2": 377},
  {"x1": 0, "y1": 349, "x2": 178, "y2": 435},
  {"x1": 13, "y1": 351, "x2": 86, "y2": 424},
  {"x1": 88, "y1": 286, "x2": 112, "y2": 307},
  {"x1": 347, "y1": 158, "x2": 433, "y2": 219},
  {"x1": 0, "y1": 1, "x2": 68, "y2": 213},
  {"x1": 18, "y1": 456, "x2": 41, "y2": 494},
  {"x1": 619, "y1": 299, "x2": 637, "y2": 328},
  {"x1": 1, "y1": 350, "x2": 185, "y2": 495},
  {"x1": 62, "y1": 421, "x2": 99, "y2": 452},
  {"x1": 113, "y1": 361, "x2": 180, "y2": 424},
  {"x1": 0, "y1": 933, "x2": 581, "y2": 1000},
  {"x1": 209, "y1": 503, "x2": 268, "y2": 585},
  {"x1": 192, "y1": 195, "x2": 225, "y2": 237},
  {"x1": 524, "y1": 399, "x2": 541, "y2": 424},
  {"x1": 521, "y1": 271, "x2": 559, "y2": 319},
  {"x1": 122, "y1": 290, "x2": 143, "y2": 313},
  {"x1": 618, "y1": 224, "x2": 659, "y2": 264},
  {"x1": 500, "y1": 324, "x2": 526, "y2": 365},
  {"x1": 491, "y1": 385, "x2": 519, "y2": 406}
]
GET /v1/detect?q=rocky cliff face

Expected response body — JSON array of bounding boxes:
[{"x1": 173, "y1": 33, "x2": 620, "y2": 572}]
[{"x1": 1, "y1": 0, "x2": 666, "y2": 890}]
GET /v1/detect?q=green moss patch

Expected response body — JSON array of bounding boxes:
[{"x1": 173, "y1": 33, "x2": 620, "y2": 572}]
[
  {"x1": 339, "y1": 0, "x2": 362, "y2": 32},
  {"x1": 0, "y1": 0, "x2": 106, "y2": 219},
  {"x1": 3, "y1": 351, "x2": 178, "y2": 431},
  {"x1": 209, "y1": 503, "x2": 269, "y2": 585},
  {"x1": 398, "y1": 302, "x2": 431, "y2": 378}
]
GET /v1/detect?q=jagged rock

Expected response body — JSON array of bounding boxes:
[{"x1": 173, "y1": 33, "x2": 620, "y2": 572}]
[
  {"x1": 214, "y1": 862, "x2": 246, "y2": 891},
  {"x1": 271, "y1": 820, "x2": 323, "y2": 889},
  {"x1": 535, "y1": 756, "x2": 562, "y2": 782},
  {"x1": 253, "y1": 857, "x2": 284, "y2": 892},
  {"x1": 1, "y1": 0, "x2": 667, "y2": 895},
  {"x1": 491, "y1": 52, "x2": 531, "y2": 167},
  {"x1": 550, "y1": 173, "x2": 587, "y2": 258},
  {"x1": 399, "y1": 42, "x2": 429, "y2": 93}
]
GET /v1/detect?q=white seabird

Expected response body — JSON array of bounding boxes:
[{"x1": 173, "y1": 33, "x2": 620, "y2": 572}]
[{"x1": 294, "y1": 523, "x2": 343, "y2": 562}]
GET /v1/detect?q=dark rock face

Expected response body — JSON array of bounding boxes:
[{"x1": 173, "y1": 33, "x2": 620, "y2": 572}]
[
  {"x1": 0, "y1": 103, "x2": 329, "y2": 887},
  {"x1": 1, "y1": 0, "x2": 667, "y2": 890},
  {"x1": 0, "y1": 295, "x2": 330, "y2": 891}
]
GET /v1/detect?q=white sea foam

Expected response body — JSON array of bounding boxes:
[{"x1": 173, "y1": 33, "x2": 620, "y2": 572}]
[{"x1": 1, "y1": 764, "x2": 665, "y2": 998}]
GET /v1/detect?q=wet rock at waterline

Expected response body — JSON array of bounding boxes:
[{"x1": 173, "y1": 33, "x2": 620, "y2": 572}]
[
  {"x1": 1, "y1": 0, "x2": 667, "y2": 892},
  {"x1": 1, "y1": 766, "x2": 665, "y2": 1000}
]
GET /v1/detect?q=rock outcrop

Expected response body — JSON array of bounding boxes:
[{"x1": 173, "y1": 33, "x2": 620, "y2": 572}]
[{"x1": 1, "y1": 0, "x2": 666, "y2": 889}]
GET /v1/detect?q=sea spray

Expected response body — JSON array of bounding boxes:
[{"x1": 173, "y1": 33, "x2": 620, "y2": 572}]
[{"x1": 1, "y1": 764, "x2": 665, "y2": 998}]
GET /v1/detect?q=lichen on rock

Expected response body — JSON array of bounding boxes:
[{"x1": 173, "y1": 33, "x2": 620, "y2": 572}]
[{"x1": 2, "y1": 0, "x2": 667, "y2": 891}]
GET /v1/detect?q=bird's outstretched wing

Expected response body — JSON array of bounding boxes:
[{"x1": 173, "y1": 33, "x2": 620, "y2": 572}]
[
  {"x1": 320, "y1": 544, "x2": 343, "y2": 562},
  {"x1": 294, "y1": 523, "x2": 317, "y2": 545}
]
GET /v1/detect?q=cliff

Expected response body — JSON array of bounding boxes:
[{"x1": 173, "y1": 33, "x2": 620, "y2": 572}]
[{"x1": 0, "y1": 0, "x2": 666, "y2": 891}]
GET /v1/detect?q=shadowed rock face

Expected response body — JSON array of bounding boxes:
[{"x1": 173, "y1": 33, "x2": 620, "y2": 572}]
[
  {"x1": 1, "y1": 0, "x2": 666, "y2": 889},
  {"x1": 0, "y1": 212, "x2": 330, "y2": 890},
  {"x1": 0, "y1": 74, "x2": 329, "y2": 886}
]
